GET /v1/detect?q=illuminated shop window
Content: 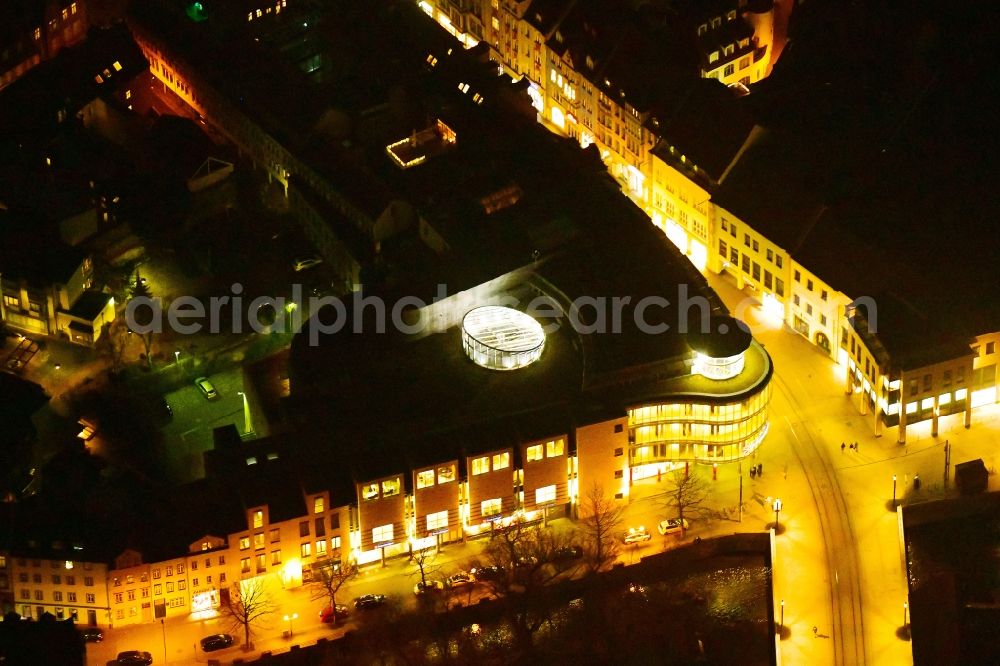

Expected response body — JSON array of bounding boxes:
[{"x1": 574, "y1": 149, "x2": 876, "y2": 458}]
[
  {"x1": 481, "y1": 499, "x2": 502, "y2": 517},
  {"x1": 372, "y1": 524, "x2": 393, "y2": 544},
  {"x1": 426, "y1": 511, "x2": 448, "y2": 531},
  {"x1": 535, "y1": 485, "x2": 556, "y2": 504}
]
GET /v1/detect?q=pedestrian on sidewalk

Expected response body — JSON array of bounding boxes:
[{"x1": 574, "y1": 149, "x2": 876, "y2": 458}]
[
  {"x1": 750, "y1": 467, "x2": 756, "y2": 479},
  {"x1": 854, "y1": 441, "x2": 859, "y2": 451},
  {"x1": 841, "y1": 442, "x2": 846, "y2": 453},
  {"x1": 757, "y1": 463, "x2": 763, "y2": 476}
]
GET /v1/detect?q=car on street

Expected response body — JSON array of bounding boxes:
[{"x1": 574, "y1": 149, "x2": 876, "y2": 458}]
[
  {"x1": 657, "y1": 517, "x2": 690, "y2": 535},
  {"x1": 319, "y1": 604, "x2": 350, "y2": 623},
  {"x1": 115, "y1": 651, "x2": 153, "y2": 665},
  {"x1": 551, "y1": 545, "x2": 584, "y2": 562},
  {"x1": 470, "y1": 565, "x2": 505, "y2": 583},
  {"x1": 194, "y1": 376, "x2": 218, "y2": 400},
  {"x1": 200, "y1": 633, "x2": 234, "y2": 652},
  {"x1": 354, "y1": 594, "x2": 387, "y2": 610},
  {"x1": 293, "y1": 257, "x2": 323, "y2": 272},
  {"x1": 623, "y1": 526, "x2": 651, "y2": 544},
  {"x1": 413, "y1": 580, "x2": 444, "y2": 596},
  {"x1": 79, "y1": 627, "x2": 103, "y2": 642},
  {"x1": 445, "y1": 572, "x2": 474, "y2": 589}
]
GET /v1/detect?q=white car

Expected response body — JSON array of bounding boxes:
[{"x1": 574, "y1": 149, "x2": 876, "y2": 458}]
[
  {"x1": 657, "y1": 518, "x2": 690, "y2": 535},
  {"x1": 293, "y1": 257, "x2": 323, "y2": 272},
  {"x1": 623, "y1": 526, "x2": 651, "y2": 544}
]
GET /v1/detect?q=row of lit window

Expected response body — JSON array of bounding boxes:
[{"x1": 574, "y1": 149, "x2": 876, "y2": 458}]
[
  {"x1": 469, "y1": 452, "x2": 510, "y2": 476},
  {"x1": 19, "y1": 590, "x2": 93, "y2": 603},
  {"x1": 417, "y1": 465, "x2": 458, "y2": 488},
  {"x1": 16, "y1": 573, "x2": 93, "y2": 586},
  {"x1": 630, "y1": 398, "x2": 766, "y2": 425},
  {"x1": 247, "y1": 1, "x2": 287, "y2": 21},
  {"x1": 362, "y1": 477, "x2": 402, "y2": 501},
  {"x1": 12, "y1": 559, "x2": 91, "y2": 570},
  {"x1": 526, "y1": 439, "x2": 564, "y2": 462}
]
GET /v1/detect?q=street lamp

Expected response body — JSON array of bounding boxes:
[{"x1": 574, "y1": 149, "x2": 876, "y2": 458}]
[
  {"x1": 237, "y1": 391, "x2": 253, "y2": 435},
  {"x1": 903, "y1": 602, "x2": 908, "y2": 629},
  {"x1": 174, "y1": 350, "x2": 180, "y2": 365},
  {"x1": 892, "y1": 475, "x2": 897, "y2": 507},
  {"x1": 773, "y1": 498, "x2": 782, "y2": 531},
  {"x1": 283, "y1": 612, "x2": 298, "y2": 638}
]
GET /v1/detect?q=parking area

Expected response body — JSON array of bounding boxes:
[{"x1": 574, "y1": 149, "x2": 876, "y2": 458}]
[{"x1": 160, "y1": 366, "x2": 248, "y2": 482}]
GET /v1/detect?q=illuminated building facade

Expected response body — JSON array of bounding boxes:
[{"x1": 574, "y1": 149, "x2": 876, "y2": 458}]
[
  {"x1": 0, "y1": 0, "x2": 88, "y2": 90},
  {"x1": 4, "y1": 553, "x2": 109, "y2": 627}
]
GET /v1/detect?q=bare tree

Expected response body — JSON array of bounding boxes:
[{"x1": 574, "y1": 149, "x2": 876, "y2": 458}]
[
  {"x1": 578, "y1": 482, "x2": 626, "y2": 573},
  {"x1": 127, "y1": 278, "x2": 157, "y2": 369},
  {"x1": 220, "y1": 578, "x2": 276, "y2": 648},
  {"x1": 95, "y1": 319, "x2": 130, "y2": 375},
  {"x1": 307, "y1": 559, "x2": 357, "y2": 610},
  {"x1": 661, "y1": 469, "x2": 711, "y2": 536}
]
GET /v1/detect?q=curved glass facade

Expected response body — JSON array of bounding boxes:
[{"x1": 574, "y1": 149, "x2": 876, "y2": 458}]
[{"x1": 628, "y1": 382, "x2": 771, "y2": 465}]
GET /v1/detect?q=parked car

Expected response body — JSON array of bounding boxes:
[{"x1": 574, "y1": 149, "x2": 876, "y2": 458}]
[
  {"x1": 79, "y1": 627, "x2": 103, "y2": 642},
  {"x1": 354, "y1": 594, "x2": 386, "y2": 610},
  {"x1": 194, "y1": 376, "x2": 218, "y2": 400},
  {"x1": 470, "y1": 565, "x2": 505, "y2": 583},
  {"x1": 200, "y1": 633, "x2": 234, "y2": 652},
  {"x1": 115, "y1": 651, "x2": 153, "y2": 665},
  {"x1": 413, "y1": 580, "x2": 444, "y2": 596},
  {"x1": 551, "y1": 545, "x2": 584, "y2": 562},
  {"x1": 293, "y1": 257, "x2": 323, "y2": 272},
  {"x1": 623, "y1": 526, "x2": 651, "y2": 544},
  {"x1": 445, "y1": 572, "x2": 474, "y2": 589},
  {"x1": 319, "y1": 604, "x2": 350, "y2": 623},
  {"x1": 657, "y1": 517, "x2": 690, "y2": 536}
]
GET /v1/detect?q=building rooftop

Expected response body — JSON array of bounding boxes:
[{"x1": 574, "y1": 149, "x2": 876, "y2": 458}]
[{"x1": 711, "y1": 0, "x2": 1000, "y2": 368}]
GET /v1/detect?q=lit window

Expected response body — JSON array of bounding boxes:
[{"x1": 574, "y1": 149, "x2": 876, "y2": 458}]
[
  {"x1": 372, "y1": 524, "x2": 393, "y2": 544},
  {"x1": 492, "y1": 452, "x2": 509, "y2": 470},
  {"x1": 362, "y1": 483, "x2": 379, "y2": 500},
  {"x1": 271, "y1": 550, "x2": 281, "y2": 565},
  {"x1": 34, "y1": 27, "x2": 41, "y2": 40},
  {"x1": 551, "y1": 107, "x2": 565, "y2": 129},
  {"x1": 62, "y1": 8, "x2": 68, "y2": 20},
  {"x1": 536, "y1": 485, "x2": 556, "y2": 504},
  {"x1": 437, "y1": 464, "x2": 455, "y2": 483},
  {"x1": 239, "y1": 537, "x2": 250, "y2": 550},
  {"x1": 526, "y1": 444, "x2": 543, "y2": 462},
  {"x1": 254, "y1": 533, "x2": 264, "y2": 549},
  {"x1": 417, "y1": 469, "x2": 435, "y2": 488},
  {"x1": 481, "y1": 498, "x2": 502, "y2": 517},
  {"x1": 316, "y1": 540, "x2": 327, "y2": 556},
  {"x1": 313, "y1": 496, "x2": 324, "y2": 514},
  {"x1": 331, "y1": 536, "x2": 341, "y2": 550},
  {"x1": 905, "y1": 402, "x2": 917, "y2": 414},
  {"x1": 471, "y1": 456, "x2": 489, "y2": 475},
  {"x1": 426, "y1": 510, "x2": 448, "y2": 531},
  {"x1": 546, "y1": 439, "x2": 564, "y2": 457},
  {"x1": 240, "y1": 558, "x2": 250, "y2": 573},
  {"x1": 381, "y1": 478, "x2": 400, "y2": 497},
  {"x1": 112, "y1": 61, "x2": 123, "y2": 72},
  {"x1": 252, "y1": 510, "x2": 263, "y2": 528},
  {"x1": 71, "y1": 3, "x2": 77, "y2": 15},
  {"x1": 300, "y1": 542, "x2": 312, "y2": 558}
]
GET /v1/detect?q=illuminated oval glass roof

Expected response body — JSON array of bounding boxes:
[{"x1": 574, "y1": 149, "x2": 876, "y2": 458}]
[{"x1": 462, "y1": 306, "x2": 545, "y2": 353}]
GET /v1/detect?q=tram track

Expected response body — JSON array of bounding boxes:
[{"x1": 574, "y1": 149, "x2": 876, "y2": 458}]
[{"x1": 773, "y1": 369, "x2": 868, "y2": 665}]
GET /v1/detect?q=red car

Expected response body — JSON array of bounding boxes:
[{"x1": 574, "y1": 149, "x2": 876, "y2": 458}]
[{"x1": 319, "y1": 604, "x2": 350, "y2": 623}]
